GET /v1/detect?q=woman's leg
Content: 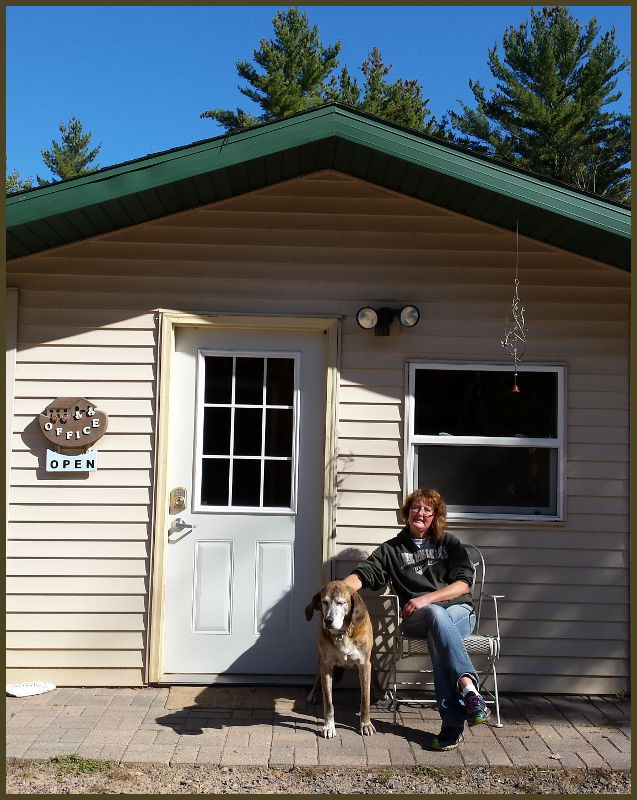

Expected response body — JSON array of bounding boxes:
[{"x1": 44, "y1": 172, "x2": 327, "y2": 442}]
[{"x1": 401, "y1": 602, "x2": 476, "y2": 727}]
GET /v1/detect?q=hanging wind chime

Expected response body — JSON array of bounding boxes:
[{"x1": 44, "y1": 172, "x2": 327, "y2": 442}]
[{"x1": 501, "y1": 221, "x2": 528, "y2": 392}]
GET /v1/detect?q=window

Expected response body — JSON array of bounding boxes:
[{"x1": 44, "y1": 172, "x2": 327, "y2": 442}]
[
  {"x1": 407, "y1": 364, "x2": 565, "y2": 519},
  {"x1": 194, "y1": 352, "x2": 299, "y2": 512}
]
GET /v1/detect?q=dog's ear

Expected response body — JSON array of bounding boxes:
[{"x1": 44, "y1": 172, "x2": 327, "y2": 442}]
[
  {"x1": 351, "y1": 590, "x2": 367, "y2": 626},
  {"x1": 305, "y1": 592, "x2": 321, "y2": 621}
]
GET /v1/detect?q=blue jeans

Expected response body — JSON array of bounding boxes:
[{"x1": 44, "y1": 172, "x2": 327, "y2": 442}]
[{"x1": 400, "y1": 602, "x2": 477, "y2": 728}]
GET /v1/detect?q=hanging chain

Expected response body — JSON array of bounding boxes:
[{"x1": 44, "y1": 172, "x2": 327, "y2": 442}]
[{"x1": 501, "y1": 222, "x2": 528, "y2": 391}]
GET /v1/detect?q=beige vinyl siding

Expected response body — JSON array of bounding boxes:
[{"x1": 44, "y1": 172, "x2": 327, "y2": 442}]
[{"x1": 6, "y1": 170, "x2": 629, "y2": 691}]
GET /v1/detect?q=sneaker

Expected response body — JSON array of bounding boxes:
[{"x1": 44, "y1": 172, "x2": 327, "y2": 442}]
[
  {"x1": 431, "y1": 725, "x2": 464, "y2": 751},
  {"x1": 464, "y1": 692, "x2": 492, "y2": 726}
]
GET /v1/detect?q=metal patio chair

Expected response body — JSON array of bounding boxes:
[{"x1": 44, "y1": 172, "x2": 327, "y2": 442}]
[{"x1": 386, "y1": 543, "x2": 504, "y2": 727}]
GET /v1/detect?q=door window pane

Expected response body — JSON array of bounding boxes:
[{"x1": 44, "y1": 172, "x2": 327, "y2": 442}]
[
  {"x1": 203, "y1": 408, "x2": 231, "y2": 455},
  {"x1": 265, "y1": 409, "x2": 293, "y2": 456},
  {"x1": 414, "y1": 369, "x2": 558, "y2": 438},
  {"x1": 204, "y1": 356, "x2": 233, "y2": 404},
  {"x1": 231, "y1": 460, "x2": 261, "y2": 506},
  {"x1": 233, "y1": 408, "x2": 263, "y2": 456},
  {"x1": 266, "y1": 358, "x2": 295, "y2": 405},
  {"x1": 235, "y1": 357, "x2": 264, "y2": 404},
  {"x1": 263, "y1": 460, "x2": 292, "y2": 507},
  {"x1": 201, "y1": 459, "x2": 230, "y2": 506}
]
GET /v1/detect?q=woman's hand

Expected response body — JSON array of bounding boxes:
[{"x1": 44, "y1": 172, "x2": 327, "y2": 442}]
[{"x1": 401, "y1": 594, "x2": 432, "y2": 618}]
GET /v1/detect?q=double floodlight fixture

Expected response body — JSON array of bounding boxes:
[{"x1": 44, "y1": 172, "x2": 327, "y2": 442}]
[{"x1": 356, "y1": 304, "x2": 420, "y2": 336}]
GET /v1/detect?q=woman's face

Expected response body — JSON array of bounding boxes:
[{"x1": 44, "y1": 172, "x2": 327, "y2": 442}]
[{"x1": 408, "y1": 500, "x2": 435, "y2": 538}]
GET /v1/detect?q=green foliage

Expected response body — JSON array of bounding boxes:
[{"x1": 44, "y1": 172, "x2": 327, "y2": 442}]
[
  {"x1": 6, "y1": 168, "x2": 34, "y2": 194},
  {"x1": 449, "y1": 6, "x2": 631, "y2": 203},
  {"x1": 326, "y1": 46, "x2": 440, "y2": 133},
  {"x1": 40, "y1": 116, "x2": 101, "y2": 182},
  {"x1": 201, "y1": 7, "x2": 340, "y2": 132},
  {"x1": 48, "y1": 754, "x2": 113, "y2": 781},
  {"x1": 201, "y1": 7, "x2": 448, "y2": 136}
]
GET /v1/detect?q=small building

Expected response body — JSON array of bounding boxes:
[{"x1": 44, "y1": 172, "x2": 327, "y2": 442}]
[{"x1": 6, "y1": 104, "x2": 630, "y2": 693}]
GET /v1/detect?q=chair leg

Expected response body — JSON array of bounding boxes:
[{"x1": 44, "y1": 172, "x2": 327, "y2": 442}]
[
  {"x1": 490, "y1": 663, "x2": 503, "y2": 727},
  {"x1": 391, "y1": 659, "x2": 398, "y2": 724}
]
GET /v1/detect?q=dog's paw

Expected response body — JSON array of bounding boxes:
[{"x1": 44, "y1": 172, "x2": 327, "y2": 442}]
[
  {"x1": 360, "y1": 720, "x2": 376, "y2": 736},
  {"x1": 322, "y1": 722, "x2": 336, "y2": 739}
]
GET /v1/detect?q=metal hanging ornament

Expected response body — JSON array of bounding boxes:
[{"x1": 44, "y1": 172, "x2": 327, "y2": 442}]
[{"x1": 501, "y1": 223, "x2": 528, "y2": 392}]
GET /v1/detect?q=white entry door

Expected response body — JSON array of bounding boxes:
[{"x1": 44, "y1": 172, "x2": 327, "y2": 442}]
[{"x1": 162, "y1": 324, "x2": 327, "y2": 679}]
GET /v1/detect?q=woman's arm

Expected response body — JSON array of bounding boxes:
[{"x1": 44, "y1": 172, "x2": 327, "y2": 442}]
[{"x1": 401, "y1": 580, "x2": 470, "y2": 618}]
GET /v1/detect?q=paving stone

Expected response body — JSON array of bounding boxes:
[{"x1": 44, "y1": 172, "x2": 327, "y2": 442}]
[
  {"x1": 365, "y1": 747, "x2": 391, "y2": 765},
  {"x1": 195, "y1": 747, "x2": 222, "y2": 764},
  {"x1": 483, "y1": 745, "x2": 513, "y2": 766},
  {"x1": 552, "y1": 751, "x2": 587, "y2": 768},
  {"x1": 573, "y1": 747, "x2": 612, "y2": 769},
  {"x1": 412, "y1": 747, "x2": 464, "y2": 767},
  {"x1": 170, "y1": 747, "x2": 201, "y2": 764},
  {"x1": 224, "y1": 748, "x2": 270, "y2": 766},
  {"x1": 120, "y1": 747, "x2": 175, "y2": 765},
  {"x1": 97, "y1": 743, "x2": 129, "y2": 761},
  {"x1": 269, "y1": 745, "x2": 295, "y2": 766},
  {"x1": 389, "y1": 748, "x2": 416, "y2": 765},
  {"x1": 460, "y1": 745, "x2": 490, "y2": 766},
  {"x1": 294, "y1": 747, "x2": 319, "y2": 766}
]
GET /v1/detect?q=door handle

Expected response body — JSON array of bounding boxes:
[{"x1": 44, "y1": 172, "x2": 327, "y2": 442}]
[{"x1": 169, "y1": 517, "x2": 196, "y2": 535}]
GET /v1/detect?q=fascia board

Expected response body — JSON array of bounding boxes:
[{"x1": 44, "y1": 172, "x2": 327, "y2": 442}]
[
  {"x1": 5, "y1": 109, "x2": 340, "y2": 227},
  {"x1": 330, "y1": 112, "x2": 631, "y2": 239},
  {"x1": 6, "y1": 106, "x2": 630, "y2": 240}
]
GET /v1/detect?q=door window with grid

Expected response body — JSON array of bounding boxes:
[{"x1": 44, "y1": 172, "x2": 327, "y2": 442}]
[
  {"x1": 407, "y1": 364, "x2": 565, "y2": 519},
  {"x1": 194, "y1": 352, "x2": 299, "y2": 511}
]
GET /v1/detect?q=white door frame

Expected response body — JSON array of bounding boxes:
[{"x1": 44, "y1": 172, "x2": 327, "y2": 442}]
[{"x1": 146, "y1": 311, "x2": 340, "y2": 684}]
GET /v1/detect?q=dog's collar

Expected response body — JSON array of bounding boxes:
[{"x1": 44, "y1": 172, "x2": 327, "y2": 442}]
[{"x1": 329, "y1": 625, "x2": 352, "y2": 643}]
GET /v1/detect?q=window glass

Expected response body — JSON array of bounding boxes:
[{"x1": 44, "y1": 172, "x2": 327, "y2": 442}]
[
  {"x1": 263, "y1": 460, "x2": 292, "y2": 507},
  {"x1": 235, "y1": 357, "x2": 264, "y2": 404},
  {"x1": 199, "y1": 353, "x2": 297, "y2": 510},
  {"x1": 204, "y1": 356, "x2": 233, "y2": 404},
  {"x1": 231, "y1": 460, "x2": 261, "y2": 506},
  {"x1": 266, "y1": 358, "x2": 295, "y2": 405},
  {"x1": 414, "y1": 369, "x2": 557, "y2": 438},
  {"x1": 202, "y1": 408, "x2": 231, "y2": 455},
  {"x1": 265, "y1": 409, "x2": 293, "y2": 456},
  {"x1": 416, "y1": 444, "x2": 557, "y2": 515},
  {"x1": 201, "y1": 459, "x2": 230, "y2": 506},
  {"x1": 233, "y1": 408, "x2": 262, "y2": 455}
]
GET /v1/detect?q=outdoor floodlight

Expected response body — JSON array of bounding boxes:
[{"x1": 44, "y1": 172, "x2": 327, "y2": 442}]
[{"x1": 356, "y1": 305, "x2": 420, "y2": 336}]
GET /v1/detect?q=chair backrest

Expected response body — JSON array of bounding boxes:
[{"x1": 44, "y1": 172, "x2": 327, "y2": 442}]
[{"x1": 464, "y1": 543, "x2": 486, "y2": 629}]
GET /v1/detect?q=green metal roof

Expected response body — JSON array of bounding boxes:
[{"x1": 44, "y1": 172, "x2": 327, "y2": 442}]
[{"x1": 6, "y1": 104, "x2": 631, "y2": 269}]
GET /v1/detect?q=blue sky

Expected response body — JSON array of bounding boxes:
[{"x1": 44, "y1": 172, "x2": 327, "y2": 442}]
[{"x1": 6, "y1": 4, "x2": 632, "y2": 181}]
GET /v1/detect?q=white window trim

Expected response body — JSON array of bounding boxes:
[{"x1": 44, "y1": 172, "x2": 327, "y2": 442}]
[
  {"x1": 405, "y1": 362, "x2": 566, "y2": 521},
  {"x1": 193, "y1": 348, "x2": 301, "y2": 514}
]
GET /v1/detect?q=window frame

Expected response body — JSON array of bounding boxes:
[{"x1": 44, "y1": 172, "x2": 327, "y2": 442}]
[
  {"x1": 405, "y1": 362, "x2": 566, "y2": 521},
  {"x1": 193, "y1": 348, "x2": 301, "y2": 515}
]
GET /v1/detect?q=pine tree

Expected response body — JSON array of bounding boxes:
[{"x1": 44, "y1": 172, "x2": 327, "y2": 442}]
[
  {"x1": 327, "y1": 47, "x2": 434, "y2": 132},
  {"x1": 40, "y1": 116, "x2": 101, "y2": 182},
  {"x1": 449, "y1": 7, "x2": 630, "y2": 203},
  {"x1": 6, "y1": 168, "x2": 34, "y2": 194},
  {"x1": 201, "y1": 7, "x2": 341, "y2": 132}
]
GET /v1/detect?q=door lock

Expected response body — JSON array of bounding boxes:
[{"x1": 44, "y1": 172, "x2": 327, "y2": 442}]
[{"x1": 170, "y1": 487, "x2": 187, "y2": 513}]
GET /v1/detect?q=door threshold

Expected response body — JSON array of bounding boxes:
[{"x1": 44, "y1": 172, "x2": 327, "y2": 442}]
[{"x1": 157, "y1": 673, "x2": 314, "y2": 686}]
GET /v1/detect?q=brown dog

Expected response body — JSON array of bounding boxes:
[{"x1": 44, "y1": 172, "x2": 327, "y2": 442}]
[{"x1": 305, "y1": 580, "x2": 376, "y2": 738}]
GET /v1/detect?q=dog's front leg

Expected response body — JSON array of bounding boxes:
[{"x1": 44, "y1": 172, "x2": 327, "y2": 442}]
[
  {"x1": 320, "y1": 667, "x2": 336, "y2": 738},
  {"x1": 358, "y1": 660, "x2": 376, "y2": 736}
]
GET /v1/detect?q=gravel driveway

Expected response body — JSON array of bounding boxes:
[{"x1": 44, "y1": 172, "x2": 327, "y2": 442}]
[{"x1": 6, "y1": 758, "x2": 631, "y2": 794}]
